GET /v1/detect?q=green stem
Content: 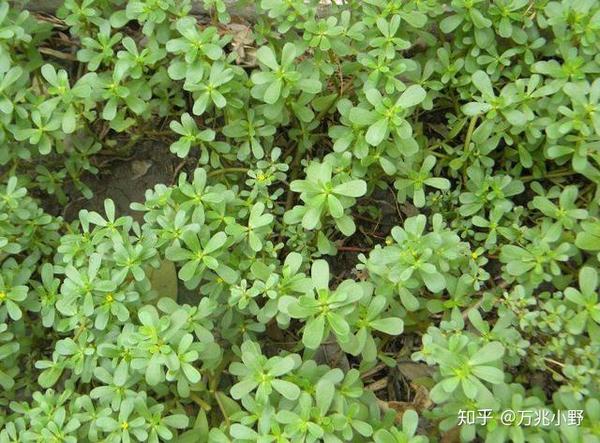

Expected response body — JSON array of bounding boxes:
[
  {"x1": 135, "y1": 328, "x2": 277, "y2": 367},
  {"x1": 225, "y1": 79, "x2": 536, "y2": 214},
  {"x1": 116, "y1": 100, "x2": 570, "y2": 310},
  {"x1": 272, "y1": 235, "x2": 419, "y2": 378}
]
[
  {"x1": 464, "y1": 116, "x2": 478, "y2": 152},
  {"x1": 190, "y1": 393, "x2": 211, "y2": 411},
  {"x1": 73, "y1": 323, "x2": 88, "y2": 341},
  {"x1": 0, "y1": 161, "x2": 18, "y2": 182},
  {"x1": 207, "y1": 167, "x2": 249, "y2": 178},
  {"x1": 214, "y1": 391, "x2": 231, "y2": 427},
  {"x1": 119, "y1": 133, "x2": 142, "y2": 155},
  {"x1": 314, "y1": 94, "x2": 339, "y2": 123},
  {"x1": 521, "y1": 169, "x2": 575, "y2": 182},
  {"x1": 285, "y1": 143, "x2": 304, "y2": 211},
  {"x1": 461, "y1": 116, "x2": 478, "y2": 183},
  {"x1": 430, "y1": 151, "x2": 449, "y2": 159}
]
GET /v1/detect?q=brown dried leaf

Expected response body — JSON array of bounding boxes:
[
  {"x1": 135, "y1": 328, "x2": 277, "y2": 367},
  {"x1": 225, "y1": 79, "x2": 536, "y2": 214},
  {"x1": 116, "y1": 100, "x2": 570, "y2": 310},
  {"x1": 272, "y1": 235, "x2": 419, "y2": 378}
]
[
  {"x1": 148, "y1": 259, "x2": 178, "y2": 301},
  {"x1": 366, "y1": 378, "x2": 388, "y2": 392},
  {"x1": 226, "y1": 23, "x2": 256, "y2": 66},
  {"x1": 131, "y1": 160, "x2": 152, "y2": 180},
  {"x1": 314, "y1": 334, "x2": 350, "y2": 371},
  {"x1": 440, "y1": 426, "x2": 461, "y2": 443},
  {"x1": 377, "y1": 383, "x2": 432, "y2": 424},
  {"x1": 397, "y1": 361, "x2": 435, "y2": 381}
]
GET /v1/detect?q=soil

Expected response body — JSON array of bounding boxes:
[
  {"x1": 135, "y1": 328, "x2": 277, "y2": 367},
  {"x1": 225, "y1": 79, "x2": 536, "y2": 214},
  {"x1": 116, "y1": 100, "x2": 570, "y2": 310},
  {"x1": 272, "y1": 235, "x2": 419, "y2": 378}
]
[{"x1": 62, "y1": 141, "x2": 186, "y2": 223}]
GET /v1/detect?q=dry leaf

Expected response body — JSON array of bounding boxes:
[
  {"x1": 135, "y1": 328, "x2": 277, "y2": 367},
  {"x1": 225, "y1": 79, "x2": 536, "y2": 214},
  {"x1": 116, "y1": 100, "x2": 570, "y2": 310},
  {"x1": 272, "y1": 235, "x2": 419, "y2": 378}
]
[
  {"x1": 378, "y1": 383, "x2": 432, "y2": 424},
  {"x1": 148, "y1": 259, "x2": 178, "y2": 301},
  {"x1": 440, "y1": 426, "x2": 461, "y2": 443},
  {"x1": 397, "y1": 361, "x2": 435, "y2": 381},
  {"x1": 314, "y1": 334, "x2": 350, "y2": 371},
  {"x1": 366, "y1": 378, "x2": 388, "y2": 391},
  {"x1": 131, "y1": 160, "x2": 152, "y2": 180},
  {"x1": 227, "y1": 23, "x2": 256, "y2": 66}
]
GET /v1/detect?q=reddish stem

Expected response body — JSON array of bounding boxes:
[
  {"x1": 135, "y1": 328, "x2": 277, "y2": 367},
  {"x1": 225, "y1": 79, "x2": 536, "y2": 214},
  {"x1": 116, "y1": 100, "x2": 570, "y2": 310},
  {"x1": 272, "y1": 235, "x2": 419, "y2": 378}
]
[{"x1": 337, "y1": 246, "x2": 370, "y2": 253}]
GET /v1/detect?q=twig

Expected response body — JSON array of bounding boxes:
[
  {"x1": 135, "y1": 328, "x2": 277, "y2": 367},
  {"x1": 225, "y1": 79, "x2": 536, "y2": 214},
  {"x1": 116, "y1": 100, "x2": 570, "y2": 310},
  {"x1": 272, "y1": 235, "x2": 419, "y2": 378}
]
[
  {"x1": 172, "y1": 159, "x2": 188, "y2": 184},
  {"x1": 544, "y1": 357, "x2": 565, "y2": 368},
  {"x1": 461, "y1": 298, "x2": 485, "y2": 320},
  {"x1": 461, "y1": 280, "x2": 509, "y2": 320},
  {"x1": 360, "y1": 363, "x2": 387, "y2": 379},
  {"x1": 337, "y1": 246, "x2": 370, "y2": 253},
  {"x1": 366, "y1": 378, "x2": 388, "y2": 391},
  {"x1": 39, "y1": 47, "x2": 76, "y2": 60}
]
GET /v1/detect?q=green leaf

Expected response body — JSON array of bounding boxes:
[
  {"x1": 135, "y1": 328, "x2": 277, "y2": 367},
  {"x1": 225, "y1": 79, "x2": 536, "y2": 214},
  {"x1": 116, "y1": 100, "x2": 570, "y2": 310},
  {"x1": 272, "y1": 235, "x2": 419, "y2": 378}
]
[
  {"x1": 205, "y1": 232, "x2": 227, "y2": 253},
  {"x1": 271, "y1": 379, "x2": 300, "y2": 400},
  {"x1": 327, "y1": 194, "x2": 344, "y2": 218},
  {"x1": 470, "y1": 342, "x2": 505, "y2": 365},
  {"x1": 370, "y1": 317, "x2": 404, "y2": 335},
  {"x1": 264, "y1": 78, "x2": 283, "y2": 104},
  {"x1": 230, "y1": 378, "x2": 258, "y2": 399},
  {"x1": 397, "y1": 84, "x2": 426, "y2": 108},
  {"x1": 303, "y1": 315, "x2": 325, "y2": 349},
  {"x1": 403, "y1": 409, "x2": 419, "y2": 437},
  {"x1": 421, "y1": 270, "x2": 445, "y2": 293},
  {"x1": 257, "y1": 46, "x2": 279, "y2": 70},
  {"x1": 567, "y1": 311, "x2": 588, "y2": 335},
  {"x1": 335, "y1": 215, "x2": 356, "y2": 236},
  {"x1": 179, "y1": 260, "x2": 200, "y2": 282},
  {"x1": 62, "y1": 105, "x2": 77, "y2": 133},
  {"x1": 38, "y1": 365, "x2": 63, "y2": 388},
  {"x1": 333, "y1": 180, "x2": 367, "y2": 197},
  {"x1": 146, "y1": 356, "x2": 164, "y2": 385},
  {"x1": 230, "y1": 423, "x2": 258, "y2": 440},
  {"x1": 365, "y1": 119, "x2": 388, "y2": 146},
  {"x1": 311, "y1": 260, "x2": 329, "y2": 290},
  {"x1": 298, "y1": 78, "x2": 322, "y2": 94},
  {"x1": 328, "y1": 311, "x2": 349, "y2": 337},
  {"x1": 576, "y1": 224, "x2": 600, "y2": 251},
  {"x1": 425, "y1": 177, "x2": 450, "y2": 190},
  {"x1": 580, "y1": 267, "x2": 598, "y2": 295},
  {"x1": 462, "y1": 102, "x2": 492, "y2": 115},
  {"x1": 400, "y1": 288, "x2": 419, "y2": 311},
  {"x1": 439, "y1": 14, "x2": 462, "y2": 33},
  {"x1": 472, "y1": 70, "x2": 494, "y2": 97},
  {"x1": 280, "y1": 42, "x2": 297, "y2": 66},
  {"x1": 471, "y1": 365, "x2": 505, "y2": 384}
]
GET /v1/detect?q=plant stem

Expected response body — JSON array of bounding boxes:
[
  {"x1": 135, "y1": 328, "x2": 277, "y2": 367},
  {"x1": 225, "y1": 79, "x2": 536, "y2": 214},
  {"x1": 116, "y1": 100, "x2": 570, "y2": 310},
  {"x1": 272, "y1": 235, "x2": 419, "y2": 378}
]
[
  {"x1": 337, "y1": 246, "x2": 370, "y2": 252},
  {"x1": 430, "y1": 151, "x2": 449, "y2": 159},
  {"x1": 190, "y1": 393, "x2": 211, "y2": 411},
  {"x1": 214, "y1": 391, "x2": 230, "y2": 427},
  {"x1": 464, "y1": 116, "x2": 478, "y2": 152},
  {"x1": 521, "y1": 169, "x2": 574, "y2": 182},
  {"x1": 207, "y1": 167, "x2": 249, "y2": 178},
  {"x1": 544, "y1": 357, "x2": 565, "y2": 368},
  {"x1": 461, "y1": 116, "x2": 478, "y2": 183},
  {"x1": 284, "y1": 143, "x2": 305, "y2": 211}
]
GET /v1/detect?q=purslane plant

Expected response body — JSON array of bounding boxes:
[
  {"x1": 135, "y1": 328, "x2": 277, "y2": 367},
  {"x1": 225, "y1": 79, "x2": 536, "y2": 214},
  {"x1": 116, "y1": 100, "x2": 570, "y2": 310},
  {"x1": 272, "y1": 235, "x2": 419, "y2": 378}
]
[{"x1": 284, "y1": 160, "x2": 367, "y2": 236}]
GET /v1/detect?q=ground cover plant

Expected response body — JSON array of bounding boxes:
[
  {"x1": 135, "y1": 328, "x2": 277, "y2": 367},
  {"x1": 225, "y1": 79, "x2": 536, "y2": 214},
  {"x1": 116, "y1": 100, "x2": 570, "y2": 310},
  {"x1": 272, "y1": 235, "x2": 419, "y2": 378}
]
[{"x1": 0, "y1": 0, "x2": 599, "y2": 441}]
